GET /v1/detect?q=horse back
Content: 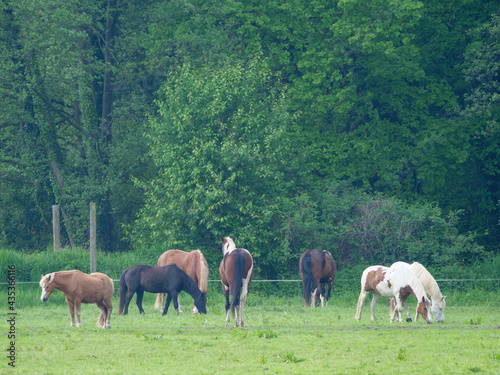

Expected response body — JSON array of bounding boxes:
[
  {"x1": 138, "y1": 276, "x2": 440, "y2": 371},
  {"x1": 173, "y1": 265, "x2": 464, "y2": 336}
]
[
  {"x1": 303, "y1": 249, "x2": 335, "y2": 280},
  {"x1": 70, "y1": 271, "x2": 113, "y2": 303},
  {"x1": 220, "y1": 248, "x2": 253, "y2": 286},
  {"x1": 158, "y1": 249, "x2": 200, "y2": 284},
  {"x1": 362, "y1": 266, "x2": 389, "y2": 293}
]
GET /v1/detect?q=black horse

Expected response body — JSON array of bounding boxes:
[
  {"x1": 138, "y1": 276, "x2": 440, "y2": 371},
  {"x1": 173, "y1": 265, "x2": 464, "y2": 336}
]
[{"x1": 118, "y1": 264, "x2": 207, "y2": 315}]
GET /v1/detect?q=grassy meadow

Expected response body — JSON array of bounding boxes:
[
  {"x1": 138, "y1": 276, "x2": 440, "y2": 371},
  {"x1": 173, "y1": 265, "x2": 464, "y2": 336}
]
[{"x1": 1, "y1": 282, "x2": 499, "y2": 374}]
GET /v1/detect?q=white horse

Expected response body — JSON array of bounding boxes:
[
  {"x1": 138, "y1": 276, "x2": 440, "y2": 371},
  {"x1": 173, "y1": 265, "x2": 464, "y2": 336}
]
[
  {"x1": 391, "y1": 261, "x2": 446, "y2": 322},
  {"x1": 355, "y1": 265, "x2": 432, "y2": 323}
]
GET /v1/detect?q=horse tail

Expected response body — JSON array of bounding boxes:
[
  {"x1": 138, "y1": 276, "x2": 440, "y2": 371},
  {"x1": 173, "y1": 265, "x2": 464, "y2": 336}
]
[
  {"x1": 154, "y1": 251, "x2": 168, "y2": 309},
  {"x1": 197, "y1": 250, "x2": 209, "y2": 293},
  {"x1": 301, "y1": 252, "x2": 313, "y2": 306},
  {"x1": 230, "y1": 253, "x2": 245, "y2": 314},
  {"x1": 118, "y1": 269, "x2": 128, "y2": 315}
]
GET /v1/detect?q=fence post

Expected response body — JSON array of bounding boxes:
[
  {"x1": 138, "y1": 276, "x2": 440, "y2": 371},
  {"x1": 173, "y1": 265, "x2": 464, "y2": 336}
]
[
  {"x1": 52, "y1": 205, "x2": 60, "y2": 252},
  {"x1": 90, "y1": 202, "x2": 96, "y2": 273}
]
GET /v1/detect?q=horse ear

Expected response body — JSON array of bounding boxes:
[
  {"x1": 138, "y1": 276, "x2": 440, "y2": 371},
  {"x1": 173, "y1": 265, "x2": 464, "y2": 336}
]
[
  {"x1": 442, "y1": 296, "x2": 446, "y2": 301},
  {"x1": 41, "y1": 274, "x2": 44, "y2": 279},
  {"x1": 421, "y1": 296, "x2": 426, "y2": 303}
]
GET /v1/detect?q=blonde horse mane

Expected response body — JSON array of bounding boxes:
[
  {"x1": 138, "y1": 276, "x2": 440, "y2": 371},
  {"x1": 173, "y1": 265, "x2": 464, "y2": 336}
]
[
  {"x1": 410, "y1": 262, "x2": 443, "y2": 300},
  {"x1": 194, "y1": 250, "x2": 209, "y2": 293}
]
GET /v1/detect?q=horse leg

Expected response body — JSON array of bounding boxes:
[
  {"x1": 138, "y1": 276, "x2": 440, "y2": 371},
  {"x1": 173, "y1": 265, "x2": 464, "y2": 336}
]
[
  {"x1": 66, "y1": 298, "x2": 76, "y2": 327},
  {"x1": 96, "y1": 301, "x2": 109, "y2": 329},
  {"x1": 136, "y1": 290, "x2": 145, "y2": 314},
  {"x1": 355, "y1": 290, "x2": 368, "y2": 321},
  {"x1": 403, "y1": 299, "x2": 413, "y2": 322},
  {"x1": 326, "y1": 281, "x2": 333, "y2": 308},
  {"x1": 391, "y1": 297, "x2": 403, "y2": 323},
  {"x1": 369, "y1": 294, "x2": 380, "y2": 322},
  {"x1": 239, "y1": 291, "x2": 248, "y2": 328},
  {"x1": 163, "y1": 293, "x2": 173, "y2": 315},
  {"x1": 105, "y1": 297, "x2": 112, "y2": 328},
  {"x1": 223, "y1": 285, "x2": 231, "y2": 327},
  {"x1": 74, "y1": 299, "x2": 82, "y2": 327},
  {"x1": 177, "y1": 293, "x2": 183, "y2": 313},
  {"x1": 123, "y1": 289, "x2": 135, "y2": 315}
]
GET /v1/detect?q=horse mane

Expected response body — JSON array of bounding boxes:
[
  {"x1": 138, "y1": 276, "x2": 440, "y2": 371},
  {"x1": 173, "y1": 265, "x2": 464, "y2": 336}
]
[
  {"x1": 194, "y1": 250, "x2": 209, "y2": 293},
  {"x1": 222, "y1": 237, "x2": 236, "y2": 256},
  {"x1": 410, "y1": 262, "x2": 442, "y2": 300}
]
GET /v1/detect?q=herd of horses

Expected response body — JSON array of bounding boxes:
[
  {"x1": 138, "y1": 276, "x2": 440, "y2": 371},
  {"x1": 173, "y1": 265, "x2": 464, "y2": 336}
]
[{"x1": 39, "y1": 238, "x2": 446, "y2": 329}]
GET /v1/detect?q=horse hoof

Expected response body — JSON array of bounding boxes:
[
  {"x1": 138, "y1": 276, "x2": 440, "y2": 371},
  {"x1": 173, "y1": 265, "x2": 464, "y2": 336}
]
[{"x1": 406, "y1": 318, "x2": 412, "y2": 322}]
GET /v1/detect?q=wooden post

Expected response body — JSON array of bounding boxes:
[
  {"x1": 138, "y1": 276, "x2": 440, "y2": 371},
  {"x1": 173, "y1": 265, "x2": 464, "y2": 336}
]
[
  {"x1": 90, "y1": 202, "x2": 96, "y2": 273},
  {"x1": 52, "y1": 205, "x2": 61, "y2": 252}
]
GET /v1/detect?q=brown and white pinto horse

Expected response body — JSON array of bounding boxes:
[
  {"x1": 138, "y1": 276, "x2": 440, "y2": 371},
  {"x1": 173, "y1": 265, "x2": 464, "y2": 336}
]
[
  {"x1": 39, "y1": 270, "x2": 114, "y2": 328},
  {"x1": 154, "y1": 249, "x2": 209, "y2": 314},
  {"x1": 299, "y1": 249, "x2": 336, "y2": 308},
  {"x1": 355, "y1": 265, "x2": 432, "y2": 323},
  {"x1": 219, "y1": 237, "x2": 254, "y2": 327}
]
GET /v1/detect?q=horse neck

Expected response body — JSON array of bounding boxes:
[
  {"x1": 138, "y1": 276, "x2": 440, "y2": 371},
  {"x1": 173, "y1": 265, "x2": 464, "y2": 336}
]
[
  {"x1": 181, "y1": 272, "x2": 202, "y2": 298},
  {"x1": 51, "y1": 272, "x2": 74, "y2": 294},
  {"x1": 407, "y1": 275, "x2": 427, "y2": 301}
]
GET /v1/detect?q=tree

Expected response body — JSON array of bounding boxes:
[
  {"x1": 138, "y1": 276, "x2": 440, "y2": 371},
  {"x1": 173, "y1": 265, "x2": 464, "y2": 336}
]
[{"x1": 134, "y1": 57, "x2": 295, "y2": 275}]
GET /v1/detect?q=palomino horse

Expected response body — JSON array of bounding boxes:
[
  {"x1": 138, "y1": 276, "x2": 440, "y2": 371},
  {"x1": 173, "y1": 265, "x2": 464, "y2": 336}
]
[
  {"x1": 299, "y1": 249, "x2": 336, "y2": 307},
  {"x1": 219, "y1": 237, "x2": 254, "y2": 327},
  {"x1": 390, "y1": 261, "x2": 446, "y2": 322},
  {"x1": 39, "y1": 270, "x2": 114, "y2": 328},
  {"x1": 355, "y1": 265, "x2": 432, "y2": 323},
  {"x1": 118, "y1": 264, "x2": 206, "y2": 315},
  {"x1": 154, "y1": 249, "x2": 209, "y2": 314}
]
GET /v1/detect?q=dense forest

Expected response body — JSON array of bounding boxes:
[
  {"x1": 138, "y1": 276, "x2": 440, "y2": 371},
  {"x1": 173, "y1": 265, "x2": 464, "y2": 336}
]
[{"x1": 0, "y1": 0, "x2": 498, "y2": 278}]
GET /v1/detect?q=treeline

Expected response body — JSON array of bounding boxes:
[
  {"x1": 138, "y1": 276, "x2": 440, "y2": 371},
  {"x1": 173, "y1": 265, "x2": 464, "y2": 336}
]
[{"x1": 0, "y1": 0, "x2": 498, "y2": 278}]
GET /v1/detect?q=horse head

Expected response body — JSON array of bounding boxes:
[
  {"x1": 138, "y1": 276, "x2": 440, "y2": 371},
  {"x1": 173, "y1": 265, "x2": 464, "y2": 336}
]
[
  {"x1": 221, "y1": 236, "x2": 237, "y2": 256},
  {"x1": 194, "y1": 292, "x2": 207, "y2": 314},
  {"x1": 432, "y1": 295, "x2": 446, "y2": 323},
  {"x1": 39, "y1": 273, "x2": 56, "y2": 302},
  {"x1": 417, "y1": 296, "x2": 432, "y2": 324}
]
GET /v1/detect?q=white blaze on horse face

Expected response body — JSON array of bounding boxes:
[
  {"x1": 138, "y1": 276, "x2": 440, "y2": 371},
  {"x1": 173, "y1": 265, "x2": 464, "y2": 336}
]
[{"x1": 39, "y1": 273, "x2": 55, "y2": 302}]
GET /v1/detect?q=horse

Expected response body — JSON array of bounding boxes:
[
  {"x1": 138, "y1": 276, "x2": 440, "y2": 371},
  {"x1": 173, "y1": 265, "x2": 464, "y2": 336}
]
[
  {"x1": 118, "y1": 264, "x2": 206, "y2": 316},
  {"x1": 299, "y1": 249, "x2": 336, "y2": 308},
  {"x1": 355, "y1": 264, "x2": 432, "y2": 323},
  {"x1": 39, "y1": 270, "x2": 114, "y2": 328},
  {"x1": 154, "y1": 249, "x2": 209, "y2": 314},
  {"x1": 219, "y1": 237, "x2": 254, "y2": 327},
  {"x1": 390, "y1": 261, "x2": 446, "y2": 322}
]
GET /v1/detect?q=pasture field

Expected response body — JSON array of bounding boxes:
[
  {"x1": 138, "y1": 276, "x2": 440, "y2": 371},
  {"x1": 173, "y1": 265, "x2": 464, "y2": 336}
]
[{"x1": 1, "y1": 283, "x2": 499, "y2": 374}]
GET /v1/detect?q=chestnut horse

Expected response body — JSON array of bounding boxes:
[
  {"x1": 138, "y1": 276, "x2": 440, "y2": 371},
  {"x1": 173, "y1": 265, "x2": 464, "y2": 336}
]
[
  {"x1": 219, "y1": 237, "x2": 254, "y2": 327},
  {"x1": 39, "y1": 270, "x2": 114, "y2": 328},
  {"x1": 299, "y1": 249, "x2": 336, "y2": 308},
  {"x1": 355, "y1": 264, "x2": 432, "y2": 323},
  {"x1": 154, "y1": 249, "x2": 209, "y2": 314},
  {"x1": 390, "y1": 261, "x2": 446, "y2": 322},
  {"x1": 118, "y1": 264, "x2": 206, "y2": 316}
]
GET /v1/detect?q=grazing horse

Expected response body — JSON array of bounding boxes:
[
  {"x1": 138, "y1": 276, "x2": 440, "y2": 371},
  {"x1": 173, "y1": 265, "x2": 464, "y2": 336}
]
[
  {"x1": 118, "y1": 264, "x2": 206, "y2": 316},
  {"x1": 154, "y1": 249, "x2": 209, "y2": 314},
  {"x1": 299, "y1": 249, "x2": 336, "y2": 308},
  {"x1": 355, "y1": 265, "x2": 432, "y2": 323},
  {"x1": 390, "y1": 261, "x2": 446, "y2": 322},
  {"x1": 39, "y1": 270, "x2": 114, "y2": 328},
  {"x1": 219, "y1": 237, "x2": 254, "y2": 327}
]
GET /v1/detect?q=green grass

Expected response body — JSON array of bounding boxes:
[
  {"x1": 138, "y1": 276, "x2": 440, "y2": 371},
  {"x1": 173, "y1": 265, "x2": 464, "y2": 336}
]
[{"x1": 1, "y1": 285, "x2": 499, "y2": 374}]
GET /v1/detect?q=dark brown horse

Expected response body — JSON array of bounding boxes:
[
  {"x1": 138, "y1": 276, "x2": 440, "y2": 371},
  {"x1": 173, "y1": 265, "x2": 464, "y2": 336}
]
[
  {"x1": 39, "y1": 270, "x2": 114, "y2": 328},
  {"x1": 299, "y1": 249, "x2": 336, "y2": 308},
  {"x1": 118, "y1": 264, "x2": 206, "y2": 316},
  {"x1": 154, "y1": 249, "x2": 209, "y2": 314},
  {"x1": 219, "y1": 237, "x2": 254, "y2": 327}
]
